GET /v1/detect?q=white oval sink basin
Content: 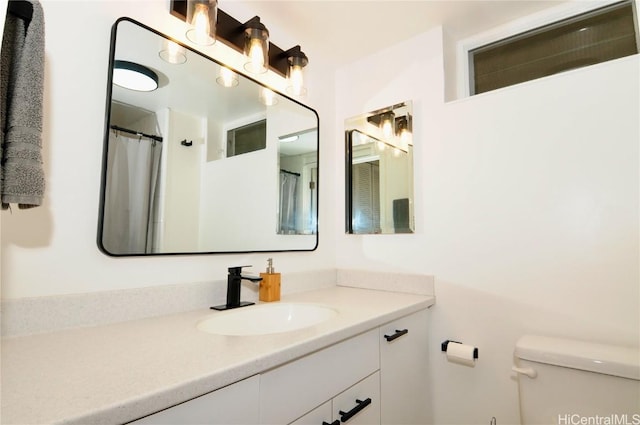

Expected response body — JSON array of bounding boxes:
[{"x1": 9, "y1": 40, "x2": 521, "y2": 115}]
[{"x1": 197, "y1": 303, "x2": 338, "y2": 336}]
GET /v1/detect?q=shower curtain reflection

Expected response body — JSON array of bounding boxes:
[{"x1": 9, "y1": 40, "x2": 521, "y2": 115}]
[
  {"x1": 102, "y1": 131, "x2": 163, "y2": 254},
  {"x1": 278, "y1": 170, "x2": 299, "y2": 234}
]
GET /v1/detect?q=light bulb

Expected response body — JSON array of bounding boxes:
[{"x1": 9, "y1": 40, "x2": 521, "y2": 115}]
[
  {"x1": 186, "y1": 2, "x2": 215, "y2": 46},
  {"x1": 381, "y1": 118, "x2": 393, "y2": 138},
  {"x1": 159, "y1": 40, "x2": 186, "y2": 64},
  {"x1": 216, "y1": 67, "x2": 238, "y2": 87},
  {"x1": 400, "y1": 128, "x2": 411, "y2": 149},
  {"x1": 290, "y1": 65, "x2": 304, "y2": 94},
  {"x1": 247, "y1": 38, "x2": 266, "y2": 73},
  {"x1": 244, "y1": 22, "x2": 269, "y2": 74},
  {"x1": 260, "y1": 88, "x2": 278, "y2": 106}
]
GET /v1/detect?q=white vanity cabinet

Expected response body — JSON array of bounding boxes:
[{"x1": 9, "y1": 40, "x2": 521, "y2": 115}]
[
  {"x1": 128, "y1": 308, "x2": 429, "y2": 425},
  {"x1": 379, "y1": 308, "x2": 430, "y2": 424},
  {"x1": 128, "y1": 375, "x2": 259, "y2": 425},
  {"x1": 262, "y1": 308, "x2": 429, "y2": 425},
  {"x1": 260, "y1": 329, "x2": 380, "y2": 424}
]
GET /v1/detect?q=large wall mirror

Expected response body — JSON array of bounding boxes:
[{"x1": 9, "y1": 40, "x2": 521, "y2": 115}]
[
  {"x1": 345, "y1": 102, "x2": 414, "y2": 234},
  {"x1": 98, "y1": 18, "x2": 319, "y2": 256}
]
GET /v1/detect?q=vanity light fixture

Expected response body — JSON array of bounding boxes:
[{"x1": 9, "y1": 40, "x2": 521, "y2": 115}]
[
  {"x1": 170, "y1": 1, "x2": 311, "y2": 83},
  {"x1": 216, "y1": 66, "x2": 239, "y2": 87},
  {"x1": 243, "y1": 17, "x2": 269, "y2": 74},
  {"x1": 186, "y1": 0, "x2": 217, "y2": 46},
  {"x1": 285, "y1": 46, "x2": 308, "y2": 96},
  {"x1": 113, "y1": 60, "x2": 159, "y2": 92},
  {"x1": 159, "y1": 40, "x2": 187, "y2": 64}
]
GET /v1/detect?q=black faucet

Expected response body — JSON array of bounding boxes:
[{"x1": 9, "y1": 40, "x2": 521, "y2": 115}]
[{"x1": 211, "y1": 266, "x2": 263, "y2": 311}]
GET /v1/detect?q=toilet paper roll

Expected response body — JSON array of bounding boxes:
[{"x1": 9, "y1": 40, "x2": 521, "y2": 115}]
[{"x1": 446, "y1": 342, "x2": 476, "y2": 367}]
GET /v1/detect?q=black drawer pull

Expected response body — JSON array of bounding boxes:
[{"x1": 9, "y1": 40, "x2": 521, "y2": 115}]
[
  {"x1": 339, "y1": 398, "x2": 372, "y2": 423},
  {"x1": 322, "y1": 421, "x2": 340, "y2": 425},
  {"x1": 384, "y1": 329, "x2": 408, "y2": 342}
]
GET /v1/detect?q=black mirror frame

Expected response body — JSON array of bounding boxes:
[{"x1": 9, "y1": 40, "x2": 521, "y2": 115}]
[{"x1": 97, "y1": 17, "x2": 320, "y2": 257}]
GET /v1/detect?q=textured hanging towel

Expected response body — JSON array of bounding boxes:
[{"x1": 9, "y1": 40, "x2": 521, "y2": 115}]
[{"x1": 1, "y1": 0, "x2": 45, "y2": 209}]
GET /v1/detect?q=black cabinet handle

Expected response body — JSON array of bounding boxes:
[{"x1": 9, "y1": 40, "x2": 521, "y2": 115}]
[
  {"x1": 339, "y1": 398, "x2": 372, "y2": 423},
  {"x1": 384, "y1": 329, "x2": 408, "y2": 342},
  {"x1": 322, "y1": 421, "x2": 340, "y2": 425}
]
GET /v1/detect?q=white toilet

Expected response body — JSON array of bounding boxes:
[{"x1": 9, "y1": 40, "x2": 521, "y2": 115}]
[{"x1": 513, "y1": 335, "x2": 640, "y2": 425}]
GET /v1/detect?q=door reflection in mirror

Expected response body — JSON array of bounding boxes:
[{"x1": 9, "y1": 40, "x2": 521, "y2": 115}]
[{"x1": 345, "y1": 101, "x2": 414, "y2": 234}]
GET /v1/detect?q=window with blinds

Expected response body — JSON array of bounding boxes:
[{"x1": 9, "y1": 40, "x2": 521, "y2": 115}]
[
  {"x1": 469, "y1": 0, "x2": 638, "y2": 95},
  {"x1": 226, "y1": 119, "x2": 266, "y2": 157}
]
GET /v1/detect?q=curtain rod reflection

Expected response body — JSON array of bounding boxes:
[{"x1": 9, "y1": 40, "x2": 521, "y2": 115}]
[
  {"x1": 110, "y1": 125, "x2": 163, "y2": 142},
  {"x1": 280, "y1": 169, "x2": 301, "y2": 176}
]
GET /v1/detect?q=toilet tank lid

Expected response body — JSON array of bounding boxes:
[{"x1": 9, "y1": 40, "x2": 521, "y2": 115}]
[{"x1": 515, "y1": 335, "x2": 640, "y2": 380}]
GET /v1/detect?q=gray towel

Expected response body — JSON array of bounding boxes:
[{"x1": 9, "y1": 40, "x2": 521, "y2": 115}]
[{"x1": 1, "y1": 0, "x2": 45, "y2": 209}]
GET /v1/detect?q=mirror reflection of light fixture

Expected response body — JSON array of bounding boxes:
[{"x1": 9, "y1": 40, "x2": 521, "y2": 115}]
[
  {"x1": 186, "y1": 0, "x2": 217, "y2": 46},
  {"x1": 396, "y1": 115, "x2": 412, "y2": 149},
  {"x1": 113, "y1": 60, "x2": 159, "y2": 92},
  {"x1": 380, "y1": 111, "x2": 395, "y2": 138},
  {"x1": 216, "y1": 66, "x2": 239, "y2": 87},
  {"x1": 279, "y1": 134, "x2": 299, "y2": 143},
  {"x1": 285, "y1": 46, "x2": 308, "y2": 96},
  {"x1": 243, "y1": 17, "x2": 269, "y2": 74},
  {"x1": 260, "y1": 87, "x2": 278, "y2": 106},
  {"x1": 159, "y1": 40, "x2": 187, "y2": 64}
]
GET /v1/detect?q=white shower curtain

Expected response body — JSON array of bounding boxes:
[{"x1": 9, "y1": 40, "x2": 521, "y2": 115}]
[
  {"x1": 278, "y1": 171, "x2": 299, "y2": 235},
  {"x1": 102, "y1": 132, "x2": 163, "y2": 254}
]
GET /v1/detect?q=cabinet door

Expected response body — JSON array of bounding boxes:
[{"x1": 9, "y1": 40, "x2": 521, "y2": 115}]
[
  {"x1": 289, "y1": 400, "x2": 334, "y2": 425},
  {"x1": 260, "y1": 329, "x2": 379, "y2": 424},
  {"x1": 129, "y1": 375, "x2": 260, "y2": 424},
  {"x1": 333, "y1": 372, "x2": 380, "y2": 425},
  {"x1": 379, "y1": 309, "x2": 429, "y2": 425}
]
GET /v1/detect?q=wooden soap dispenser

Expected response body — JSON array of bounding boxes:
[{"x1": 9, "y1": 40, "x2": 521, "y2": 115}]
[{"x1": 259, "y1": 258, "x2": 281, "y2": 302}]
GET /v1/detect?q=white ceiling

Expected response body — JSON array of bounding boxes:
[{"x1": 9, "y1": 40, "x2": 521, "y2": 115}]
[{"x1": 221, "y1": 0, "x2": 570, "y2": 66}]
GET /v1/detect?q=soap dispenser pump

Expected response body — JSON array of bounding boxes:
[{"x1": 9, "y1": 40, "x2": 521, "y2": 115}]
[{"x1": 259, "y1": 258, "x2": 281, "y2": 302}]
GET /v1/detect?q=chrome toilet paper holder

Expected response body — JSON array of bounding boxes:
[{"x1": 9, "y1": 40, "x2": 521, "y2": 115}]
[{"x1": 441, "y1": 340, "x2": 479, "y2": 359}]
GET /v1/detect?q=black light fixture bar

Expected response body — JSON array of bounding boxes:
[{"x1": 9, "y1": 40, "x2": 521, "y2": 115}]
[
  {"x1": 170, "y1": 0, "x2": 292, "y2": 77},
  {"x1": 366, "y1": 102, "x2": 410, "y2": 127}
]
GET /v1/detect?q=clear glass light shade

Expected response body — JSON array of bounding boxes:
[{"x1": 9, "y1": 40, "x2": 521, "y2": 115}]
[
  {"x1": 186, "y1": 0, "x2": 217, "y2": 46},
  {"x1": 259, "y1": 87, "x2": 278, "y2": 106},
  {"x1": 244, "y1": 26, "x2": 269, "y2": 74},
  {"x1": 159, "y1": 40, "x2": 187, "y2": 64},
  {"x1": 286, "y1": 55, "x2": 307, "y2": 96},
  {"x1": 399, "y1": 128, "x2": 412, "y2": 149},
  {"x1": 216, "y1": 66, "x2": 239, "y2": 87},
  {"x1": 380, "y1": 112, "x2": 395, "y2": 139},
  {"x1": 396, "y1": 116, "x2": 412, "y2": 148}
]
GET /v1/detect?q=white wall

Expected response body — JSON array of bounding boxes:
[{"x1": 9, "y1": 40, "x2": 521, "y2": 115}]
[
  {"x1": 0, "y1": 0, "x2": 336, "y2": 299},
  {"x1": 336, "y1": 26, "x2": 639, "y2": 425}
]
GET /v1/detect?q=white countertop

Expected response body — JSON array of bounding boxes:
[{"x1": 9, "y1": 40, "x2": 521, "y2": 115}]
[{"x1": 1, "y1": 286, "x2": 434, "y2": 425}]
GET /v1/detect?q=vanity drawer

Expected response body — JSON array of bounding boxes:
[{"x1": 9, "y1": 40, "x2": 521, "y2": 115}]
[
  {"x1": 260, "y1": 328, "x2": 379, "y2": 424},
  {"x1": 128, "y1": 375, "x2": 259, "y2": 424},
  {"x1": 333, "y1": 371, "x2": 380, "y2": 425}
]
